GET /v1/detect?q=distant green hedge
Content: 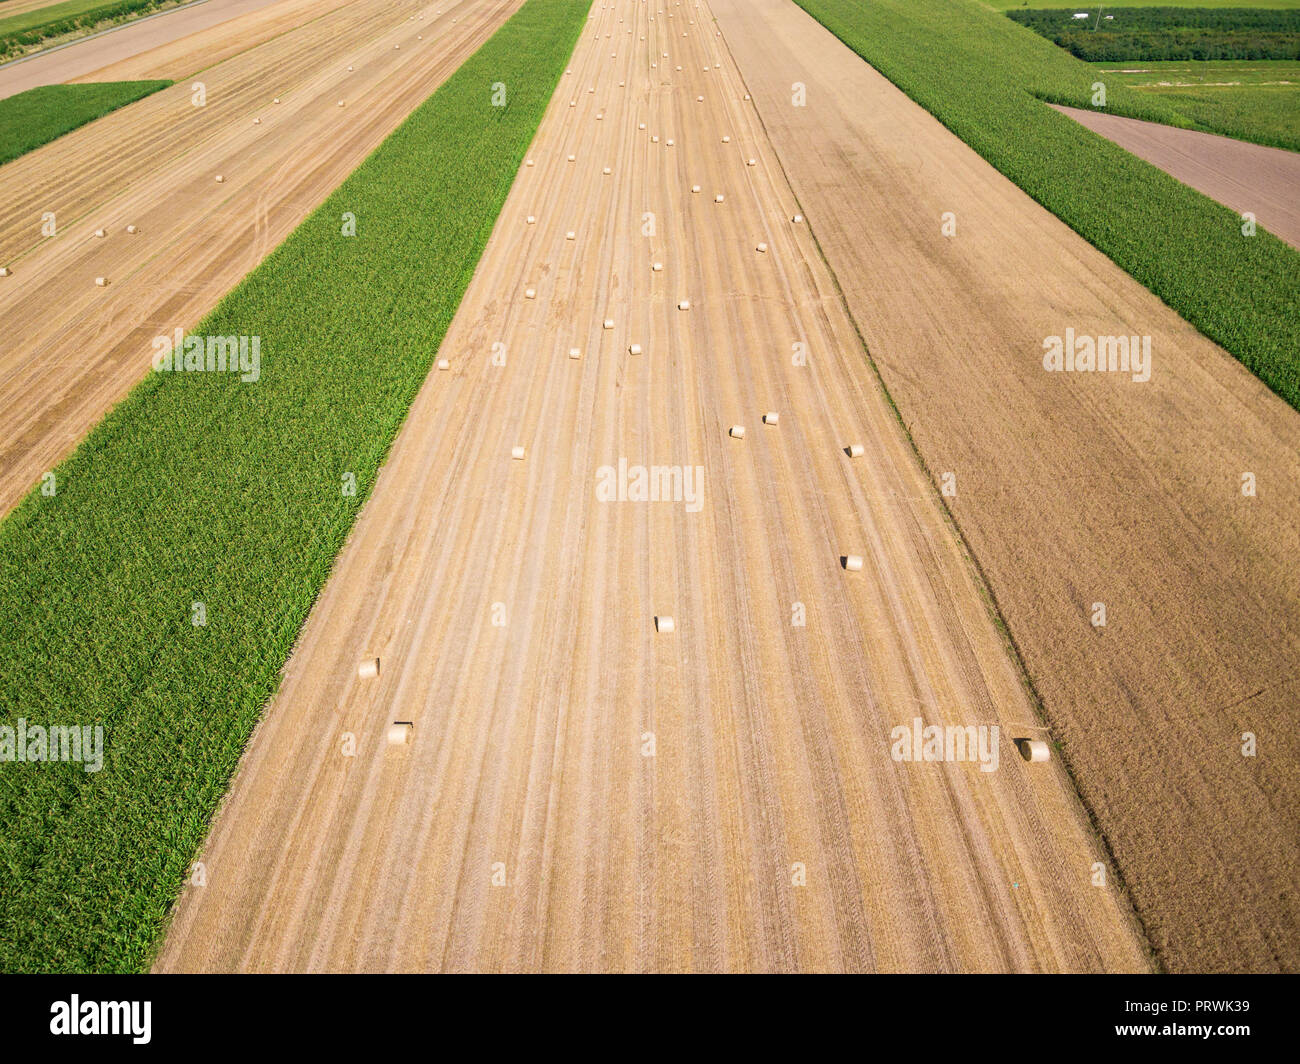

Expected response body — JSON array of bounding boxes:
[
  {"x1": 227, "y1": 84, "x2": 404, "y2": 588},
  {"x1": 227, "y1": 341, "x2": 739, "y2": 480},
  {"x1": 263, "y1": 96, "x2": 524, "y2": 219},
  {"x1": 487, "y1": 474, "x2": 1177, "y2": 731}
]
[
  {"x1": 0, "y1": 81, "x2": 170, "y2": 167},
  {"x1": 1008, "y1": 7, "x2": 1300, "y2": 61}
]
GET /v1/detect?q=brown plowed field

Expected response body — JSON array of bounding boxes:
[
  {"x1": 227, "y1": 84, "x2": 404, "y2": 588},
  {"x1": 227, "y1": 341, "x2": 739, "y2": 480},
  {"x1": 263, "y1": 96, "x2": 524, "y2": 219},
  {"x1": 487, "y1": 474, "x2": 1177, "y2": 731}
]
[{"x1": 1052, "y1": 103, "x2": 1300, "y2": 251}]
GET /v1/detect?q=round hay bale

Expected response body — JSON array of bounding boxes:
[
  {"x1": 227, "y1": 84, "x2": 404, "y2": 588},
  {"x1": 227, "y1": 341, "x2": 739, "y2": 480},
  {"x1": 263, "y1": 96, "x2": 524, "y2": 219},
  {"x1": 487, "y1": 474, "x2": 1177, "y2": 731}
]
[
  {"x1": 628, "y1": 343, "x2": 642, "y2": 355},
  {"x1": 358, "y1": 658, "x2": 380, "y2": 680},
  {"x1": 848, "y1": 443, "x2": 865, "y2": 458},
  {"x1": 387, "y1": 722, "x2": 412, "y2": 746},
  {"x1": 844, "y1": 555, "x2": 864, "y2": 572},
  {"x1": 655, "y1": 616, "x2": 675, "y2": 633},
  {"x1": 763, "y1": 412, "x2": 779, "y2": 425},
  {"x1": 511, "y1": 446, "x2": 526, "y2": 460},
  {"x1": 729, "y1": 425, "x2": 745, "y2": 439},
  {"x1": 1018, "y1": 739, "x2": 1051, "y2": 763}
]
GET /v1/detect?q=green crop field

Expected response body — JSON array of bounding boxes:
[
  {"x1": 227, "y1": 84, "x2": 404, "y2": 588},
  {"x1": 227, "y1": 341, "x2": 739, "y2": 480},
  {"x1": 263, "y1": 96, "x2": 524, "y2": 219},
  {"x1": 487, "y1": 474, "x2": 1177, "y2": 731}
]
[
  {"x1": 0, "y1": 0, "x2": 182, "y2": 62},
  {"x1": 794, "y1": 0, "x2": 1300, "y2": 412},
  {"x1": 0, "y1": 81, "x2": 170, "y2": 166},
  {"x1": 1097, "y1": 59, "x2": 1300, "y2": 148},
  {"x1": 0, "y1": 0, "x2": 590, "y2": 974}
]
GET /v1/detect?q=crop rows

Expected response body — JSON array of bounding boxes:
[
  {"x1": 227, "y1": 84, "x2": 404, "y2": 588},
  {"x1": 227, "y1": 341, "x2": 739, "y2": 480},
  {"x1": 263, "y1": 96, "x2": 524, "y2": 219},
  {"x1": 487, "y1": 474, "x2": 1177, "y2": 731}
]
[
  {"x1": 0, "y1": 0, "x2": 591, "y2": 973},
  {"x1": 794, "y1": 0, "x2": 1300, "y2": 411},
  {"x1": 0, "y1": 81, "x2": 171, "y2": 166}
]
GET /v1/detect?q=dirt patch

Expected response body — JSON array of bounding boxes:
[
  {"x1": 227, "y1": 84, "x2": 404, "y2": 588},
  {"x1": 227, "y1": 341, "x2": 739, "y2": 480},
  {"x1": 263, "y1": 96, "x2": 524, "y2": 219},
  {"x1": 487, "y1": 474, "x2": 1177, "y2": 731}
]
[{"x1": 1052, "y1": 103, "x2": 1300, "y2": 250}]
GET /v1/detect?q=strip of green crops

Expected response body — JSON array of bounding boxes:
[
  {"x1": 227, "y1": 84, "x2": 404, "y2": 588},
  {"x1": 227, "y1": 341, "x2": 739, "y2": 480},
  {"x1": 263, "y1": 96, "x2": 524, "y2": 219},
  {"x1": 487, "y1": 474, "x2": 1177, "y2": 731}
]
[
  {"x1": 794, "y1": 0, "x2": 1300, "y2": 410},
  {"x1": 0, "y1": 0, "x2": 591, "y2": 973},
  {"x1": 0, "y1": 81, "x2": 170, "y2": 166},
  {"x1": 0, "y1": 0, "x2": 180, "y2": 62}
]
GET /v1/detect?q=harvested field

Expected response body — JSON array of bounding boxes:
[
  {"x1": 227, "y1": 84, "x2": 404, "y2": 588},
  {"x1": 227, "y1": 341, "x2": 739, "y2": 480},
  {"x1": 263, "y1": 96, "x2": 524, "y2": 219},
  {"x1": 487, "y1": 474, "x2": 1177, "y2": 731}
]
[
  {"x1": 156, "y1": 0, "x2": 1148, "y2": 974},
  {"x1": 0, "y1": 0, "x2": 581, "y2": 973},
  {"x1": 715, "y1": 0, "x2": 1300, "y2": 971},
  {"x1": 1052, "y1": 103, "x2": 1300, "y2": 249},
  {"x1": 67, "y1": 0, "x2": 357, "y2": 84},
  {"x1": 0, "y1": 0, "x2": 245, "y2": 84},
  {"x1": 0, "y1": 0, "x2": 524, "y2": 516}
]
